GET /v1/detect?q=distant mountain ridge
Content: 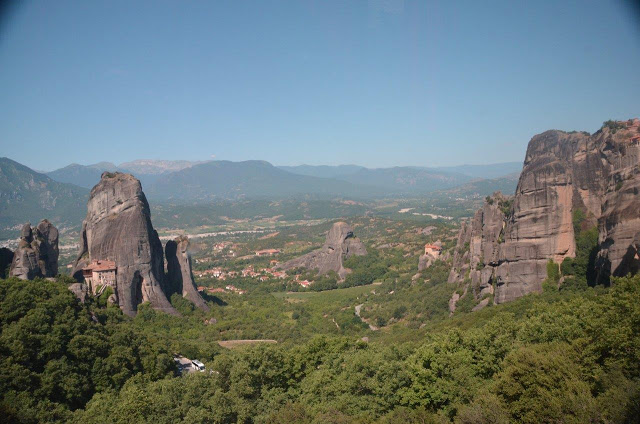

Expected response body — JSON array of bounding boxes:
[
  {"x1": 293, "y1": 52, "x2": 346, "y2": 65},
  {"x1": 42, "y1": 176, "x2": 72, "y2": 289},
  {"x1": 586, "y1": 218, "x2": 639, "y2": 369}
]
[
  {"x1": 46, "y1": 163, "x2": 114, "y2": 189},
  {"x1": 145, "y1": 160, "x2": 385, "y2": 200},
  {"x1": 434, "y1": 162, "x2": 523, "y2": 179},
  {"x1": 2, "y1": 156, "x2": 525, "y2": 238},
  {"x1": 279, "y1": 162, "x2": 522, "y2": 180},
  {"x1": 46, "y1": 159, "x2": 205, "y2": 189},
  {"x1": 118, "y1": 159, "x2": 207, "y2": 175},
  {"x1": 336, "y1": 166, "x2": 472, "y2": 193},
  {"x1": 277, "y1": 164, "x2": 366, "y2": 179},
  {"x1": 0, "y1": 157, "x2": 89, "y2": 237},
  {"x1": 437, "y1": 172, "x2": 520, "y2": 197},
  {"x1": 44, "y1": 159, "x2": 523, "y2": 200}
]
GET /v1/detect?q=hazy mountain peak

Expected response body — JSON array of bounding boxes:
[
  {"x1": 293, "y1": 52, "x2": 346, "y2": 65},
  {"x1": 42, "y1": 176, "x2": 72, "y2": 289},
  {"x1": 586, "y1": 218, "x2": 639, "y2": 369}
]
[{"x1": 118, "y1": 159, "x2": 207, "y2": 175}]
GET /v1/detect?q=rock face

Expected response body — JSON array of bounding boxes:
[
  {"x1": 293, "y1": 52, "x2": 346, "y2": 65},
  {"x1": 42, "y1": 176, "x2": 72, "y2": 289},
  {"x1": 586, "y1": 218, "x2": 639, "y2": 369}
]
[
  {"x1": 417, "y1": 254, "x2": 432, "y2": 271},
  {"x1": 9, "y1": 220, "x2": 59, "y2": 280},
  {"x1": 0, "y1": 248, "x2": 14, "y2": 279},
  {"x1": 68, "y1": 283, "x2": 89, "y2": 303},
  {"x1": 165, "y1": 236, "x2": 210, "y2": 312},
  {"x1": 72, "y1": 172, "x2": 177, "y2": 316},
  {"x1": 595, "y1": 120, "x2": 640, "y2": 283},
  {"x1": 35, "y1": 219, "x2": 59, "y2": 276},
  {"x1": 277, "y1": 222, "x2": 367, "y2": 279},
  {"x1": 448, "y1": 193, "x2": 508, "y2": 305},
  {"x1": 449, "y1": 119, "x2": 640, "y2": 305}
]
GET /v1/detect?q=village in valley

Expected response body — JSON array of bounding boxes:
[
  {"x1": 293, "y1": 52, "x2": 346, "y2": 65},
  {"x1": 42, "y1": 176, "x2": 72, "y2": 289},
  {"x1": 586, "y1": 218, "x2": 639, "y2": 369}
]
[{"x1": 172, "y1": 215, "x2": 457, "y2": 299}]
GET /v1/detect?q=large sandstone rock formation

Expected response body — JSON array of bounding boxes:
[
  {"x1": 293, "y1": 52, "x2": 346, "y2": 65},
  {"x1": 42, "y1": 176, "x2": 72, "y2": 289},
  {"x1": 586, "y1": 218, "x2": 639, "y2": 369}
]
[
  {"x1": 72, "y1": 172, "x2": 177, "y2": 316},
  {"x1": 449, "y1": 119, "x2": 640, "y2": 305},
  {"x1": 595, "y1": 120, "x2": 640, "y2": 283},
  {"x1": 165, "y1": 236, "x2": 209, "y2": 312},
  {"x1": 277, "y1": 222, "x2": 367, "y2": 279},
  {"x1": 9, "y1": 220, "x2": 59, "y2": 280}
]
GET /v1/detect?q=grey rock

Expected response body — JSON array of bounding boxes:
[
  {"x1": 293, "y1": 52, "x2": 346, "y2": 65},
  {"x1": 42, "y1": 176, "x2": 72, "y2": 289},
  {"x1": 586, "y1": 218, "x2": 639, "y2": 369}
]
[
  {"x1": 418, "y1": 254, "x2": 433, "y2": 271},
  {"x1": 449, "y1": 119, "x2": 640, "y2": 305},
  {"x1": 9, "y1": 220, "x2": 59, "y2": 280},
  {"x1": 596, "y1": 119, "x2": 640, "y2": 283},
  {"x1": 68, "y1": 283, "x2": 89, "y2": 303},
  {"x1": 277, "y1": 222, "x2": 367, "y2": 279},
  {"x1": 447, "y1": 220, "x2": 472, "y2": 284},
  {"x1": 165, "y1": 236, "x2": 210, "y2": 312},
  {"x1": 35, "y1": 219, "x2": 59, "y2": 277},
  {"x1": 72, "y1": 172, "x2": 177, "y2": 316},
  {"x1": 472, "y1": 297, "x2": 490, "y2": 312}
]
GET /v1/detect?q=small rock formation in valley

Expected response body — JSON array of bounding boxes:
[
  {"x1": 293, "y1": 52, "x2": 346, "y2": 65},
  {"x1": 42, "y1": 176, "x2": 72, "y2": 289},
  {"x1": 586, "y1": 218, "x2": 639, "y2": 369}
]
[
  {"x1": 418, "y1": 241, "x2": 443, "y2": 271},
  {"x1": 165, "y1": 236, "x2": 210, "y2": 312},
  {"x1": 277, "y1": 222, "x2": 367, "y2": 279},
  {"x1": 449, "y1": 118, "x2": 640, "y2": 307},
  {"x1": 9, "y1": 220, "x2": 59, "y2": 280},
  {"x1": 72, "y1": 172, "x2": 178, "y2": 316}
]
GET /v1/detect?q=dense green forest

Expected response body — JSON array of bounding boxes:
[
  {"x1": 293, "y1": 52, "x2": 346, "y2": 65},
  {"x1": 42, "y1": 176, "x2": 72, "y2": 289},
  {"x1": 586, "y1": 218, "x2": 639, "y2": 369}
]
[{"x1": 1, "y1": 272, "x2": 639, "y2": 423}]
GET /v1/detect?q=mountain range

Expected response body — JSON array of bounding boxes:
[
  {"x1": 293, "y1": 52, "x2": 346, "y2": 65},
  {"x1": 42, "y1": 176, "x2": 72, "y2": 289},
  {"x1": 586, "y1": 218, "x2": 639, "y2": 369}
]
[
  {"x1": 279, "y1": 162, "x2": 523, "y2": 181},
  {"x1": 45, "y1": 160, "x2": 204, "y2": 188},
  {"x1": 0, "y1": 158, "x2": 89, "y2": 237},
  {"x1": 0, "y1": 157, "x2": 521, "y2": 236},
  {"x1": 43, "y1": 159, "x2": 521, "y2": 199}
]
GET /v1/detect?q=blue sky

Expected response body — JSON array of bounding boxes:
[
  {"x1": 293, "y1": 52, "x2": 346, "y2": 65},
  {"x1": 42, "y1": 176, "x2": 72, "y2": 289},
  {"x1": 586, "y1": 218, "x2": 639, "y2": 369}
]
[{"x1": 1, "y1": 0, "x2": 639, "y2": 171}]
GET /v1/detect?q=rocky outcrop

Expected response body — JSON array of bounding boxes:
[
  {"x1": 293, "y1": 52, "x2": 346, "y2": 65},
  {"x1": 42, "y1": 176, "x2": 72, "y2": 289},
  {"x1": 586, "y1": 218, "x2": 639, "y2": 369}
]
[
  {"x1": 448, "y1": 221, "x2": 472, "y2": 284},
  {"x1": 165, "y1": 236, "x2": 209, "y2": 312},
  {"x1": 0, "y1": 247, "x2": 14, "y2": 279},
  {"x1": 9, "y1": 220, "x2": 59, "y2": 280},
  {"x1": 495, "y1": 130, "x2": 600, "y2": 303},
  {"x1": 417, "y1": 254, "x2": 432, "y2": 271},
  {"x1": 72, "y1": 172, "x2": 177, "y2": 316},
  {"x1": 68, "y1": 283, "x2": 89, "y2": 303},
  {"x1": 448, "y1": 192, "x2": 508, "y2": 305},
  {"x1": 449, "y1": 119, "x2": 640, "y2": 305},
  {"x1": 418, "y1": 240, "x2": 443, "y2": 271},
  {"x1": 35, "y1": 220, "x2": 59, "y2": 276},
  {"x1": 277, "y1": 222, "x2": 367, "y2": 279},
  {"x1": 595, "y1": 119, "x2": 640, "y2": 282}
]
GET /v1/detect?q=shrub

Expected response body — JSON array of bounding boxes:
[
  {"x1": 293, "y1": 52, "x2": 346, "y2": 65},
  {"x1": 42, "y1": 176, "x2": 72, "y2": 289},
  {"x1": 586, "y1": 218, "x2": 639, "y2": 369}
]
[
  {"x1": 602, "y1": 120, "x2": 625, "y2": 134},
  {"x1": 542, "y1": 260, "x2": 560, "y2": 292}
]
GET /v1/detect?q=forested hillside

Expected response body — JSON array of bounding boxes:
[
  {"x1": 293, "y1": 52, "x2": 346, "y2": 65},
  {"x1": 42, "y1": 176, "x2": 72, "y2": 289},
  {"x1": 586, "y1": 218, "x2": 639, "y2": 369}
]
[
  {"x1": 1, "y1": 274, "x2": 638, "y2": 423},
  {"x1": 0, "y1": 158, "x2": 88, "y2": 238}
]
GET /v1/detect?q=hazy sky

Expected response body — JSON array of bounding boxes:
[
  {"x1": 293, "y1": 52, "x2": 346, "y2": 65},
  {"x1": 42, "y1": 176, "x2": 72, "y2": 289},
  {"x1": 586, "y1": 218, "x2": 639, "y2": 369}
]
[{"x1": 1, "y1": 0, "x2": 639, "y2": 171}]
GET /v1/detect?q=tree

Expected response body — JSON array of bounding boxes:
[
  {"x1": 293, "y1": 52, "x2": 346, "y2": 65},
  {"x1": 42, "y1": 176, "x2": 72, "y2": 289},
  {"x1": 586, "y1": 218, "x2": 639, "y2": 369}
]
[{"x1": 493, "y1": 343, "x2": 597, "y2": 423}]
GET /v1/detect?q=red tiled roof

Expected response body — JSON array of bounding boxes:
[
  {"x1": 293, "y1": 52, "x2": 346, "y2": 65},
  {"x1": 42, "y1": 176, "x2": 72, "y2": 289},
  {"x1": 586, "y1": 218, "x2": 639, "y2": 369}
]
[
  {"x1": 424, "y1": 244, "x2": 441, "y2": 250},
  {"x1": 83, "y1": 260, "x2": 116, "y2": 272}
]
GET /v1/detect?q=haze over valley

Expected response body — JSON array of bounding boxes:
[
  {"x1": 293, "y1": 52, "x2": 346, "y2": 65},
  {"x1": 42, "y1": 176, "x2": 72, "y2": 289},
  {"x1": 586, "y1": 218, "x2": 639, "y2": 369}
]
[{"x1": 1, "y1": 1, "x2": 639, "y2": 423}]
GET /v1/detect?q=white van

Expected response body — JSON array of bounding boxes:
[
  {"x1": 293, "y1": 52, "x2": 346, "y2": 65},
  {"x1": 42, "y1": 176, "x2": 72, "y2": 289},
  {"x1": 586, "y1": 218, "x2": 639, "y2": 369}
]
[{"x1": 191, "y1": 360, "x2": 205, "y2": 371}]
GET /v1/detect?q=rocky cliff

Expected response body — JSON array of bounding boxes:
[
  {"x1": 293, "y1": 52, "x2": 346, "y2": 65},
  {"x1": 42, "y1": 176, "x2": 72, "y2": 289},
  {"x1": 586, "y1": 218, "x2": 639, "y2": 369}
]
[
  {"x1": 9, "y1": 220, "x2": 59, "y2": 280},
  {"x1": 277, "y1": 222, "x2": 367, "y2": 279},
  {"x1": 165, "y1": 236, "x2": 210, "y2": 312},
  {"x1": 595, "y1": 120, "x2": 640, "y2": 283},
  {"x1": 72, "y1": 172, "x2": 177, "y2": 316},
  {"x1": 449, "y1": 119, "x2": 640, "y2": 305}
]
